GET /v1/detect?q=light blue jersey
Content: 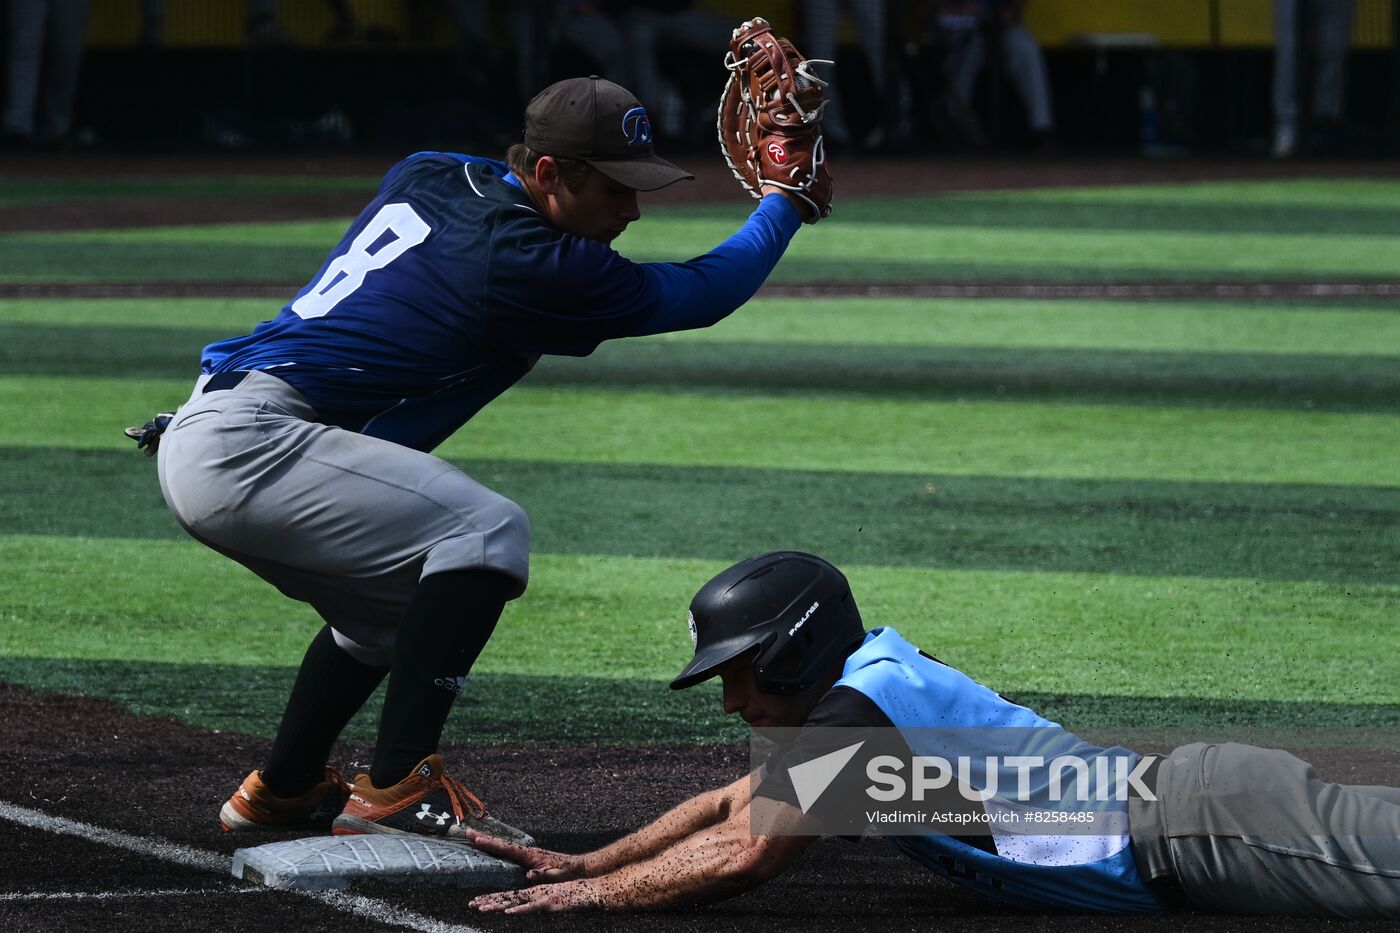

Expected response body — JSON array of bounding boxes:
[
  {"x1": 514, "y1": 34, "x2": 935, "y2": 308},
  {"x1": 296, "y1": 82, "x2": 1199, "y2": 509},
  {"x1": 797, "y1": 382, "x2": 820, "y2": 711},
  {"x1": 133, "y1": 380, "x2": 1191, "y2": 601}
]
[
  {"x1": 759, "y1": 628, "x2": 1163, "y2": 913},
  {"x1": 840, "y1": 627, "x2": 1159, "y2": 913}
]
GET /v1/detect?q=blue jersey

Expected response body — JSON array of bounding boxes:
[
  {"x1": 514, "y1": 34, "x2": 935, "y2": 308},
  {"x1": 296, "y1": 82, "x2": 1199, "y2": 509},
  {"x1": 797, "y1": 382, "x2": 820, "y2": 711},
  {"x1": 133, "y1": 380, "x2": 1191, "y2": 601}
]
[
  {"x1": 758, "y1": 628, "x2": 1163, "y2": 914},
  {"x1": 202, "y1": 152, "x2": 801, "y2": 451}
]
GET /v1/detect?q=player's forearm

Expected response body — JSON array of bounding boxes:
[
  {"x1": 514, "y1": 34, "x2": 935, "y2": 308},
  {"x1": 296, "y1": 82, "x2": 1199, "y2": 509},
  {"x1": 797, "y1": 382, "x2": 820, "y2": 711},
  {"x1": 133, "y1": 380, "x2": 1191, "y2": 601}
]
[
  {"x1": 470, "y1": 796, "x2": 813, "y2": 914},
  {"x1": 631, "y1": 194, "x2": 802, "y2": 336},
  {"x1": 467, "y1": 830, "x2": 775, "y2": 914},
  {"x1": 583, "y1": 824, "x2": 778, "y2": 910},
  {"x1": 580, "y1": 784, "x2": 735, "y2": 875}
]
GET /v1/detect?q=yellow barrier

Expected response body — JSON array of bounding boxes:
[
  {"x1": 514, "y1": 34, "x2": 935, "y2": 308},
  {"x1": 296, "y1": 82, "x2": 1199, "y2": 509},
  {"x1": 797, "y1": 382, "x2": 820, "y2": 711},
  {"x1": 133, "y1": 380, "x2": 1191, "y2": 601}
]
[{"x1": 85, "y1": 0, "x2": 1394, "y2": 50}]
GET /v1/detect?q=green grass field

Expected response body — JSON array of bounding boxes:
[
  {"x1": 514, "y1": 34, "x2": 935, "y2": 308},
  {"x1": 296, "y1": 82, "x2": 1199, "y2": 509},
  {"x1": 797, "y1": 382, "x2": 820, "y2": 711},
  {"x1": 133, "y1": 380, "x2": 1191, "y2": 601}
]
[
  {"x1": 1, "y1": 176, "x2": 1397, "y2": 744},
  {"x1": 7, "y1": 178, "x2": 1400, "y2": 282}
]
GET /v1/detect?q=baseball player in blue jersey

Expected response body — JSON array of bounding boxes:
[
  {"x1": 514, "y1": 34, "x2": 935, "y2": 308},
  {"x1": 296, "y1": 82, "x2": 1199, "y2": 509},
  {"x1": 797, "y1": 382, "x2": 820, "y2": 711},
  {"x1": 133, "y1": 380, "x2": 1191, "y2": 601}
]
[
  {"x1": 143, "y1": 76, "x2": 827, "y2": 843},
  {"x1": 468, "y1": 552, "x2": 1400, "y2": 918}
]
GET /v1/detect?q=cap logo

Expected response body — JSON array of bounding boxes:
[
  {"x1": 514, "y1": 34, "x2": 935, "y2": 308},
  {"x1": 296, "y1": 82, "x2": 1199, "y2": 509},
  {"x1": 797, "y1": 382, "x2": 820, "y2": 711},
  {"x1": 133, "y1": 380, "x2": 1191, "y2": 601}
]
[
  {"x1": 767, "y1": 141, "x2": 788, "y2": 165},
  {"x1": 687, "y1": 610, "x2": 698, "y2": 649},
  {"x1": 622, "y1": 106, "x2": 653, "y2": 146}
]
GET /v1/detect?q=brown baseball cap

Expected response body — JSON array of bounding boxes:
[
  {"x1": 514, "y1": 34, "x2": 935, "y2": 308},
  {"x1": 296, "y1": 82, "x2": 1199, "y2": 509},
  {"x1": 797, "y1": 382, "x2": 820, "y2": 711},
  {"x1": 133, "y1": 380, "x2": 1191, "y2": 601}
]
[{"x1": 524, "y1": 76, "x2": 694, "y2": 192}]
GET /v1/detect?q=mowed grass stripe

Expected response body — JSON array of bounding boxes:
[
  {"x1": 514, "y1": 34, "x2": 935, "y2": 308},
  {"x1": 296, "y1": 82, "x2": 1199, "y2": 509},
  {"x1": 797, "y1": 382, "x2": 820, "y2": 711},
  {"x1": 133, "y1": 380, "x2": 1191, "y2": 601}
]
[
  {"x1": 6, "y1": 175, "x2": 1396, "y2": 211},
  {"x1": 26, "y1": 175, "x2": 1374, "y2": 237},
  {"x1": 5, "y1": 296, "x2": 1400, "y2": 354},
  {"x1": 4, "y1": 657, "x2": 1396, "y2": 744},
  {"x1": 820, "y1": 182, "x2": 1400, "y2": 236},
  {"x1": 6, "y1": 322, "x2": 1397, "y2": 411},
  {"x1": 7, "y1": 211, "x2": 1400, "y2": 283},
  {"x1": 0, "y1": 239, "x2": 330, "y2": 284},
  {"x1": 530, "y1": 342, "x2": 1400, "y2": 412},
  {"x1": 452, "y1": 389, "x2": 1400, "y2": 487},
  {"x1": 642, "y1": 298, "x2": 1400, "y2": 354},
  {"x1": 7, "y1": 449, "x2": 1397, "y2": 584},
  {"x1": 666, "y1": 180, "x2": 1400, "y2": 220},
  {"x1": 621, "y1": 219, "x2": 1400, "y2": 280},
  {"x1": 988, "y1": 179, "x2": 1400, "y2": 208},
  {"x1": 0, "y1": 657, "x2": 736, "y2": 744},
  {"x1": 2, "y1": 539, "x2": 1395, "y2": 707},
  {"x1": 0, "y1": 175, "x2": 381, "y2": 204},
  {"x1": 105, "y1": 227, "x2": 1400, "y2": 279},
  {"x1": 823, "y1": 197, "x2": 1400, "y2": 237},
  {"x1": 6, "y1": 376, "x2": 1397, "y2": 487}
]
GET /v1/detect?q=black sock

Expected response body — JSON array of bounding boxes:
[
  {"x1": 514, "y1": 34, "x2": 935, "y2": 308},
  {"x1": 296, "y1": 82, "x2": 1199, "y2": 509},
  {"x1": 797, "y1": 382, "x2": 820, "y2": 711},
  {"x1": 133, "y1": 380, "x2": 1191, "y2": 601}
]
[
  {"x1": 261, "y1": 625, "x2": 388, "y2": 797},
  {"x1": 370, "y1": 569, "x2": 513, "y2": 788}
]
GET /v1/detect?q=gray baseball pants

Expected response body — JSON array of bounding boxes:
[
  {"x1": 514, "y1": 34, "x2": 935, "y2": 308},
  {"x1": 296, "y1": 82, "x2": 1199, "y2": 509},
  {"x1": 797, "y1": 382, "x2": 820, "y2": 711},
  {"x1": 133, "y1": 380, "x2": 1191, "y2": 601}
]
[
  {"x1": 156, "y1": 370, "x2": 530, "y2": 666},
  {"x1": 1131, "y1": 742, "x2": 1400, "y2": 918}
]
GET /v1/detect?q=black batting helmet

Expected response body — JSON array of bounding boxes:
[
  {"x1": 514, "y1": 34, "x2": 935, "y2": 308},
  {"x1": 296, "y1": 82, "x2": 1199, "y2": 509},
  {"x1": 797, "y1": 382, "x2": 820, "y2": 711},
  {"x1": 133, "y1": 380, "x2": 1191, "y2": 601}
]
[{"x1": 670, "y1": 551, "x2": 865, "y2": 695}]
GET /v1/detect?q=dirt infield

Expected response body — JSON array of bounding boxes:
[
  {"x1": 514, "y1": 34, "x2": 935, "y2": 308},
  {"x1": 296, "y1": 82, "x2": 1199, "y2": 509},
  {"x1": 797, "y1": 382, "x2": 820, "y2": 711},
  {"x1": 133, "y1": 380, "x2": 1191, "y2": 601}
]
[{"x1": 3, "y1": 681, "x2": 1396, "y2": 933}]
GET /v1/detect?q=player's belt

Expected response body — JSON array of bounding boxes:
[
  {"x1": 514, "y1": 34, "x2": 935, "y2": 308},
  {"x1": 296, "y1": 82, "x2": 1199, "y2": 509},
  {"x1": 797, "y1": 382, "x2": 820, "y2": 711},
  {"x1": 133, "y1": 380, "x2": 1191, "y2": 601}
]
[
  {"x1": 203, "y1": 370, "x2": 252, "y2": 393},
  {"x1": 1127, "y1": 754, "x2": 1191, "y2": 911}
]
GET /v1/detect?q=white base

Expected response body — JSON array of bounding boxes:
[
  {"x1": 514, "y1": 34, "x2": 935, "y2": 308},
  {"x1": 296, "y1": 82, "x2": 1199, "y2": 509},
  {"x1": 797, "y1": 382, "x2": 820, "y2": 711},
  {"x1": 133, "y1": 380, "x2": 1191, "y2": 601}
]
[{"x1": 232, "y1": 834, "x2": 525, "y2": 891}]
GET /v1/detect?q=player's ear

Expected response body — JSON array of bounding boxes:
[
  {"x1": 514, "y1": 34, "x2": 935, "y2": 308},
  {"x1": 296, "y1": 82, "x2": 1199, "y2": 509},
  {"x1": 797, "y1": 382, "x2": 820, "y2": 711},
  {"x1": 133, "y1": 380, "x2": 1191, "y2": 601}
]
[{"x1": 534, "y1": 156, "x2": 562, "y2": 196}]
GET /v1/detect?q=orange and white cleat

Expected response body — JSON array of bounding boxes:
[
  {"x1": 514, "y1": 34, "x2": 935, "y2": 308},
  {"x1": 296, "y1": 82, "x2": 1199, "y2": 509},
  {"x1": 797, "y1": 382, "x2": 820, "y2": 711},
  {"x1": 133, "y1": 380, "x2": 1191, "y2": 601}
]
[
  {"x1": 332, "y1": 754, "x2": 533, "y2": 846},
  {"x1": 219, "y1": 765, "x2": 351, "y2": 832}
]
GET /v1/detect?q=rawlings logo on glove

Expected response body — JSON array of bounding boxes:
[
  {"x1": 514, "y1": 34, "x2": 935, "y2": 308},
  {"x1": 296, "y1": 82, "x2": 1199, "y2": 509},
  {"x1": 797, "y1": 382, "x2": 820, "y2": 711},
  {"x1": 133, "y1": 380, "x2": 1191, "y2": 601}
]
[{"x1": 718, "y1": 17, "x2": 834, "y2": 223}]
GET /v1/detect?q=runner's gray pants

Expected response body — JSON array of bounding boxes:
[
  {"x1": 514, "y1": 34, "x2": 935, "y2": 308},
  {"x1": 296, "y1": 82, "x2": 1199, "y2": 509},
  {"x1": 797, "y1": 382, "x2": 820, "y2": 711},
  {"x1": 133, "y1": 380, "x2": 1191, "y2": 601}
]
[{"x1": 1131, "y1": 742, "x2": 1400, "y2": 918}]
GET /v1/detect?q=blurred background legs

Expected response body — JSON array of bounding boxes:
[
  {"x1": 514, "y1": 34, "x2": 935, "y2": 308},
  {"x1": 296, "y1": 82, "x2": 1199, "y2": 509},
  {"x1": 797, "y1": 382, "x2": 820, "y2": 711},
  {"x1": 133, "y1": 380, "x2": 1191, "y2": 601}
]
[
  {"x1": 3, "y1": 0, "x2": 92, "y2": 149},
  {"x1": 622, "y1": 3, "x2": 732, "y2": 141},
  {"x1": 802, "y1": 0, "x2": 893, "y2": 150},
  {"x1": 1272, "y1": 0, "x2": 1356, "y2": 158}
]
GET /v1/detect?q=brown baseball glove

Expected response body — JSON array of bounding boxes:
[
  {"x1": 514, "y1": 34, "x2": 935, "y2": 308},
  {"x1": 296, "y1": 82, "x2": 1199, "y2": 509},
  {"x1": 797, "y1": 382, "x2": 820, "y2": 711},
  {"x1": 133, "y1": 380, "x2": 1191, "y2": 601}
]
[{"x1": 717, "y1": 16, "x2": 833, "y2": 223}]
